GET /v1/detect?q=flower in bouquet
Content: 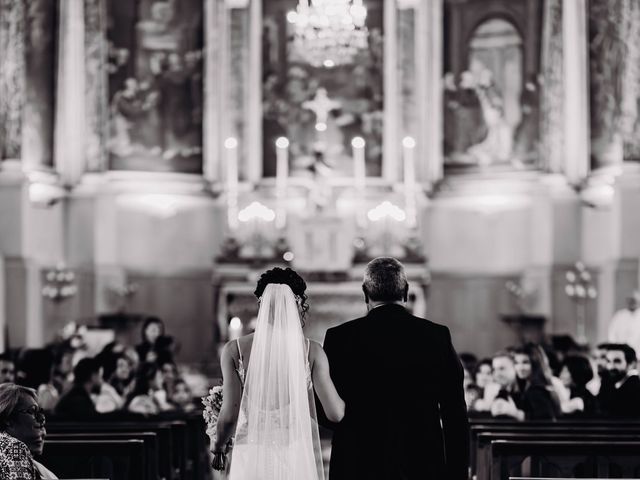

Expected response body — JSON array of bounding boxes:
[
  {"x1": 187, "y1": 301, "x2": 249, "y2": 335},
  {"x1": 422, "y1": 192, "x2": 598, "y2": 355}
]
[{"x1": 202, "y1": 385, "x2": 224, "y2": 442}]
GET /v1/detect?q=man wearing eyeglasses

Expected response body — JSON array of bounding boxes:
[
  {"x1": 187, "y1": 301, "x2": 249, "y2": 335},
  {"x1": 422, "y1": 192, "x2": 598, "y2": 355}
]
[
  {"x1": 0, "y1": 353, "x2": 15, "y2": 384},
  {"x1": 0, "y1": 383, "x2": 57, "y2": 479}
]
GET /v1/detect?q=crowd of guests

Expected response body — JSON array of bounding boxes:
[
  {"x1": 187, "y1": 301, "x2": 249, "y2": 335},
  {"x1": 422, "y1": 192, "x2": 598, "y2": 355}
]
[
  {"x1": 0, "y1": 316, "x2": 197, "y2": 420},
  {"x1": 0, "y1": 316, "x2": 204, "y2": 479},
  {"x1": 461, "y1": 337, "x2": 640, "y2": 420}
]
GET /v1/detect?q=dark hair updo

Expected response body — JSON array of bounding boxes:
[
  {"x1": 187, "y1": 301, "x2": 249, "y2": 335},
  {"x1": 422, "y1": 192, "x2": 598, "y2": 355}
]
[{"x1": 254, "y1": 267, "x2": 309, "y2": 324}]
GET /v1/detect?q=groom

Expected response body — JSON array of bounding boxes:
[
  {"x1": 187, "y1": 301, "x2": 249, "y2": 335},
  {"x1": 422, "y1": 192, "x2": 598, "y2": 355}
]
[{"x1": 321, "y1": 257, "x2": 469, "y2": 479}]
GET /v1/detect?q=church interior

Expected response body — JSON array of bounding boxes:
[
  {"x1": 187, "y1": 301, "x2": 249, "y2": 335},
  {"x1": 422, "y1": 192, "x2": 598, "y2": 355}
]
[{"x1": 1, "y1": 0, "x2": 640, "y2": 478}]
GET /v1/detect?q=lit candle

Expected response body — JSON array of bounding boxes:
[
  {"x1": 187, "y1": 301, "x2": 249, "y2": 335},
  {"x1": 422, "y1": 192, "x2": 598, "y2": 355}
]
[
  {"x1": 275, "y1": 137, "x2": 289, "y2": 229},
  {"x1": 352, "y1": 136, "x2": 366, "y2": 227},
  {"x1": 402, "y1": 136, "x2": 417, "y2": 227},
  {"x1": 229, "y1": 316, "x2": 242, "y2": 340},
  {"x1": 224, "y1": 137, "x2": 239, "y2": 230}
]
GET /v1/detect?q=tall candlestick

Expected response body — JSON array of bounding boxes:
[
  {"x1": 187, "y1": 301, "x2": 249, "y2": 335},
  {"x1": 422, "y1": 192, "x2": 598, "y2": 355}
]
[
  {"x1": 403, "y1": 136, "x2": 417, "y2": 227},
  {"x1": 352, "y1": 136, "x2": 366, "y2": 227},
  {"x1": 225, "y1": 137, "x2": 239, "y2": 230},
  {"x1": 275, "y1": 137, "x2": 289, "y2": 229}
]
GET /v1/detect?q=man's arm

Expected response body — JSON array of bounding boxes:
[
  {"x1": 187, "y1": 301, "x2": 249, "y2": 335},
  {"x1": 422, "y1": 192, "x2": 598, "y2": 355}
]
[
  {"x1": 316, "y1": 328, "x2": 341, "y2": 430},
  {"x1": 437, "y1": 326, "x2": 470, "y2": 480}
]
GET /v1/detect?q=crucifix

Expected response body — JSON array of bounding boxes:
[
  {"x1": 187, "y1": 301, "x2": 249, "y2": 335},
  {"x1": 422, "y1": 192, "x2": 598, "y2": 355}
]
[{"x1": 302, "y1": 88, "x2": 341, "y2": 129}]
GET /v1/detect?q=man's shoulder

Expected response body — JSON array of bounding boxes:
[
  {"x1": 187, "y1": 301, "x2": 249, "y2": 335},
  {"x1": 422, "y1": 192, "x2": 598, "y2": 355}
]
[{"x1": 326, "y1": 313, "x2": 449, "y2": 338}]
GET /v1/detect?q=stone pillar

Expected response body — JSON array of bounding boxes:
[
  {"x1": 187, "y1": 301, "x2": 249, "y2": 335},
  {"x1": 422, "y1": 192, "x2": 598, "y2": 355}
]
[
  {"x1": 382, "y1": 0, "x2": 399, "y2": 182},
  {"x1": 204, "y1": 0, "x2": 228, "y2": 183},
  {"x1": 54, "y1": 0, "x2": 87, "y2": 185},
  {"x1": 22, "y1": 0, "x2": 57, "y2": 171},
  {"x1": 416, "y1": 0, "x2": 443, "y2": 184},
  {"x1": 589, "y1": 0, "x2": 640, "y2": 169},
  {"x1": 84, "y1": 0, "x2": 109, "y2": 173},
  {"x1": 0, "y1": 0, "x2": 26, "y2": 166},
  {"x1": 562, "y1": 0, "x2": 590, "y2": 183},
  {"x1": 540, "y1": 0, "x2": 564, "y2": 174},
  {"x1": 247, "y1": 0, "x2": 262, "y2": 181}
]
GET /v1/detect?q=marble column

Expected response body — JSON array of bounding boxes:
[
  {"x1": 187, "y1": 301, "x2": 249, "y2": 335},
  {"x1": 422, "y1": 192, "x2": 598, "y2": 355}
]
[
  {"x1": 421, "y1": 0, "x2": 443, "y2": 184},
  {"x1": 84, "y1": 0, "x2": 109, "y2": 173},
  {"x1": 23, "y1": 0, "x2": 57, "y2": 171},
  {"x1": 204, "y1": 0, "x2": 228, "y2": 183},
  {"x1": 562, "y1": 0, "x2": 590, "y2": 183},
  {"x1": 540, "y1": 0, "x2": 564, "y2": 174},
  {"x1": 382, "y1": 0, "x2": 399, "y2": 182},
  {"x1": 0, "y1": 0, "x2": 26, "y2": 165},
  {"x1": 589, "y1": 0, "x2": 640, "y2": 169},
  {"x1": 621, "y1": 1, "x2": 640, "y2": 162},
  {"x1": 54, "y1": 0, "x2": 87, "y2": 185}
]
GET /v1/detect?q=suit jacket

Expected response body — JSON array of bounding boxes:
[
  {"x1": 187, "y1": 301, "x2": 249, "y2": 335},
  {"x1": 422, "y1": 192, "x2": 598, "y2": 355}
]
[
  {"x1": 54, "y1": 385, "x2": 98, "y2": 419},
  {"x1": 321, "y1": 304, "x2": 469, "y2": 480},
  {"x1": 598, "y1": 374, "x2": 640, "y2": 418}
]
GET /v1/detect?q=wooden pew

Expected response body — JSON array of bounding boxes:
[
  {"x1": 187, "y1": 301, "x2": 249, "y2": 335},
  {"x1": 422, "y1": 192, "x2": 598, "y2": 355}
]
[
  {"x1": 490, "y1": 439, "x2": 640, "y2": 480},
  {"x1": 48, "y1": 421, "x2": 176, "y2": 480},
  {"x1": 469, "y1": 419, "x2": 640, "y2": 478},
  {"x1": 476, "y1": 432, "x2": 640, "y2": 480},
  {"x1": 39, "y1": 438, "x2": 145, "y2": 480},
  {"x1": 46, "y1": 432, "x2": 159, "y2": 480}
]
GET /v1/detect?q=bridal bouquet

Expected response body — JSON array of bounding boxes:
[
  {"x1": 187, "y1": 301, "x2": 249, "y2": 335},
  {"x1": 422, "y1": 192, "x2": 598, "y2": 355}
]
[{"x1": 202, "y1": 385, "x2": 224, "y2": 443}]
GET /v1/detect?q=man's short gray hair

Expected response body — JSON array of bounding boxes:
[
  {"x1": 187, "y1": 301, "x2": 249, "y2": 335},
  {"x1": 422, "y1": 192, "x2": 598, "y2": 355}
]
[
  {"x1": 0, "y1": 383, "x2": 36, "y2": 431},
  {"x1": 363, "y1": 257, "x2": 408, "y2": 302}
]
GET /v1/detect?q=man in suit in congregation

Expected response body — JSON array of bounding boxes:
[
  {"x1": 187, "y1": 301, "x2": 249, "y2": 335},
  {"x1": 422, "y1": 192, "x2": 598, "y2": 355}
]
[{"x1": 320, "y1": 257, "x2": 469, "y2": 479}]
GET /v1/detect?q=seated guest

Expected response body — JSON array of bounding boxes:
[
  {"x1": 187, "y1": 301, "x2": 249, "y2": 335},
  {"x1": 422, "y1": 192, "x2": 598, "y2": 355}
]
[
  {"x1": 54, "y1": 357, "x2": 102, "y2": 418},
  {"x1": 587, "y1": 342, "x2": 613, "y2": 395},
  {"x1": 559, "y1": 354, "x2": 599, "y2": 417},
  {"x1": 474, "y1": 358, "x2": 493, "y2": 393},
  {"x1": 170, "y1": 379, "x2": 196, "y2": 412},
  {"x1": 0, "y1": 354, "x2": 16, "y2": 384},
  {"x1": 37, "y1": 348, "x2": 74, "y2": 413},
  {"x1": 135, "y1": 317, "x2": 174, "y2": 366},
  {"x1": 108, "y1": 354, "x2": 135, "y2": 398},
  {"x1": 127, "y1": 363, "x2": 174, "y2": 416},
  {"x1": 598, "y1": 343, "x2": 640, "y2": 418},
  {"x1": 514, "y1": 345, "x2": 567, "y2": 413},
  {"x1": 160, "y1": 361, "x2": 179, "y2": 397},
  {"x1": 0, "y1": 383, "x2": 57, "y2": 479},
  {"x1": 478, "y1": 351, "x2": 557, "y2": 420}
]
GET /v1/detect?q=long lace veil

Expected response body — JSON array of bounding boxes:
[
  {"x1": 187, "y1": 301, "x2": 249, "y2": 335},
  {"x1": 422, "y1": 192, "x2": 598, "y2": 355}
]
[{"x1": 229, "y1": 283, "x2": 324, "y2": 480}]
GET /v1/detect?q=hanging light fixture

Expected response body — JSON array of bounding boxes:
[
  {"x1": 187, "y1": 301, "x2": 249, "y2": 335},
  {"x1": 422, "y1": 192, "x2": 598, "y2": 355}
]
[{"x1": 287, "y1": 0, "x2": 369, "y2": 68}]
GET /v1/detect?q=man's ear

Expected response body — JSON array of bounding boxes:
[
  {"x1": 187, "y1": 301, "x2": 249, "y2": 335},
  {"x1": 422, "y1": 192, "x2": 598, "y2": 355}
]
[{"x1": 362, "y1": 285, "x2": 369, "y2": 303}]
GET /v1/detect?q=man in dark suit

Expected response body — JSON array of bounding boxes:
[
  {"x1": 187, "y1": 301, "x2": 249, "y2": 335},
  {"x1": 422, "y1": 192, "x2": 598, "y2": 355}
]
[
  {"x1": 321, "y1": 257, "x2": 469, "y2": 479},
  {"x1": 55, "y1": 357, "x2": 102, "y2": 419},
  {"x1": 598, "y1": 343, "x2": 640, "y2": 418}
]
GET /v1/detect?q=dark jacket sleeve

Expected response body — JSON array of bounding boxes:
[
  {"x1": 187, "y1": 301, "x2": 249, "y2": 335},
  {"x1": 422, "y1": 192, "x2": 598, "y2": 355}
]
[
  {"x1": 316, "y1": 327, "x2": 340, "y2": 430},
  {"x1": 437, "y1": 326, "x2": 470, "y2": 480},
  {"x1": 523, "y1": 385, "x2": 557, "y2": 420}
]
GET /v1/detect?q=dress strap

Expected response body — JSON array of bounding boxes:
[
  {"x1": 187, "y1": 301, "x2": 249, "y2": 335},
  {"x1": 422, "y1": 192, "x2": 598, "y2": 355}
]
[{"x1": 236, "y1": 338, "x2": 244, "y2": 367}]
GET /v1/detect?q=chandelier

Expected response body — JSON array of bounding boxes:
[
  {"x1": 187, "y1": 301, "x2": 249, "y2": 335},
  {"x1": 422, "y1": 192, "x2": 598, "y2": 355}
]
[{"x1": 287, "y1": 0, "x2": 368, "y2": 68}]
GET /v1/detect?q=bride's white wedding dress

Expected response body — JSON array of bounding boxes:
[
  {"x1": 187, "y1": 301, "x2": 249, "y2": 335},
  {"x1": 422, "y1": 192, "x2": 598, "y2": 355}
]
[{"x1": 228, "y1": 284, "x2": 324, "y2": 480}]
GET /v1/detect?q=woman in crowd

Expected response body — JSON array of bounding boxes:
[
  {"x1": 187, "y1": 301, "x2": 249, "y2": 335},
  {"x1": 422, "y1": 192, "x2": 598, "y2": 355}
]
[
  {"x1": 170, "y1": 378, "x2": 196, "y2": 412},
  {"x1": 0, "y1": 383, "x2": 57, "y2": 479},
  {"x1": 474, "y1": 358, "x2": 493, "y2": 393},
  {"x1": 559, "y1": 354, "x2": 599, "y2": 417},
  {"x1": 108, "y1": 354, "x2": 135, "y2": 399},
  {"x1": 135, "y1": 317, "x2": 174, "y2": 366},
  {"x1": 127, "y1": 363, "x2": 173, "y2": 415}
]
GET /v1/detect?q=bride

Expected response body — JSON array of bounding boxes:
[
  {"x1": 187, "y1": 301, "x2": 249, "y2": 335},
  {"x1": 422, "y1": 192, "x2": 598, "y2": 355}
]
[{"x1": 211, "y1": 267, "x2": 345, "y2": 479}]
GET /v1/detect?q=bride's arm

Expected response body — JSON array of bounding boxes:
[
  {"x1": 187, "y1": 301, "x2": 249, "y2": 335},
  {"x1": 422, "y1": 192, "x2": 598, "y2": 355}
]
[
  {"x1": 310, "y1": 341, "x2": 345, "y2": 423},
  {"x1": 213, "y1": 341, "x2": 242, "y2": 452}
]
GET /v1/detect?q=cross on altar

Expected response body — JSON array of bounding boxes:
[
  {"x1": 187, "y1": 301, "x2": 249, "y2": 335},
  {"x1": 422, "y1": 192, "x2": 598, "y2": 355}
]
[{"x1": 302, "y1": 88, "x2": 341, "y2": 125}]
